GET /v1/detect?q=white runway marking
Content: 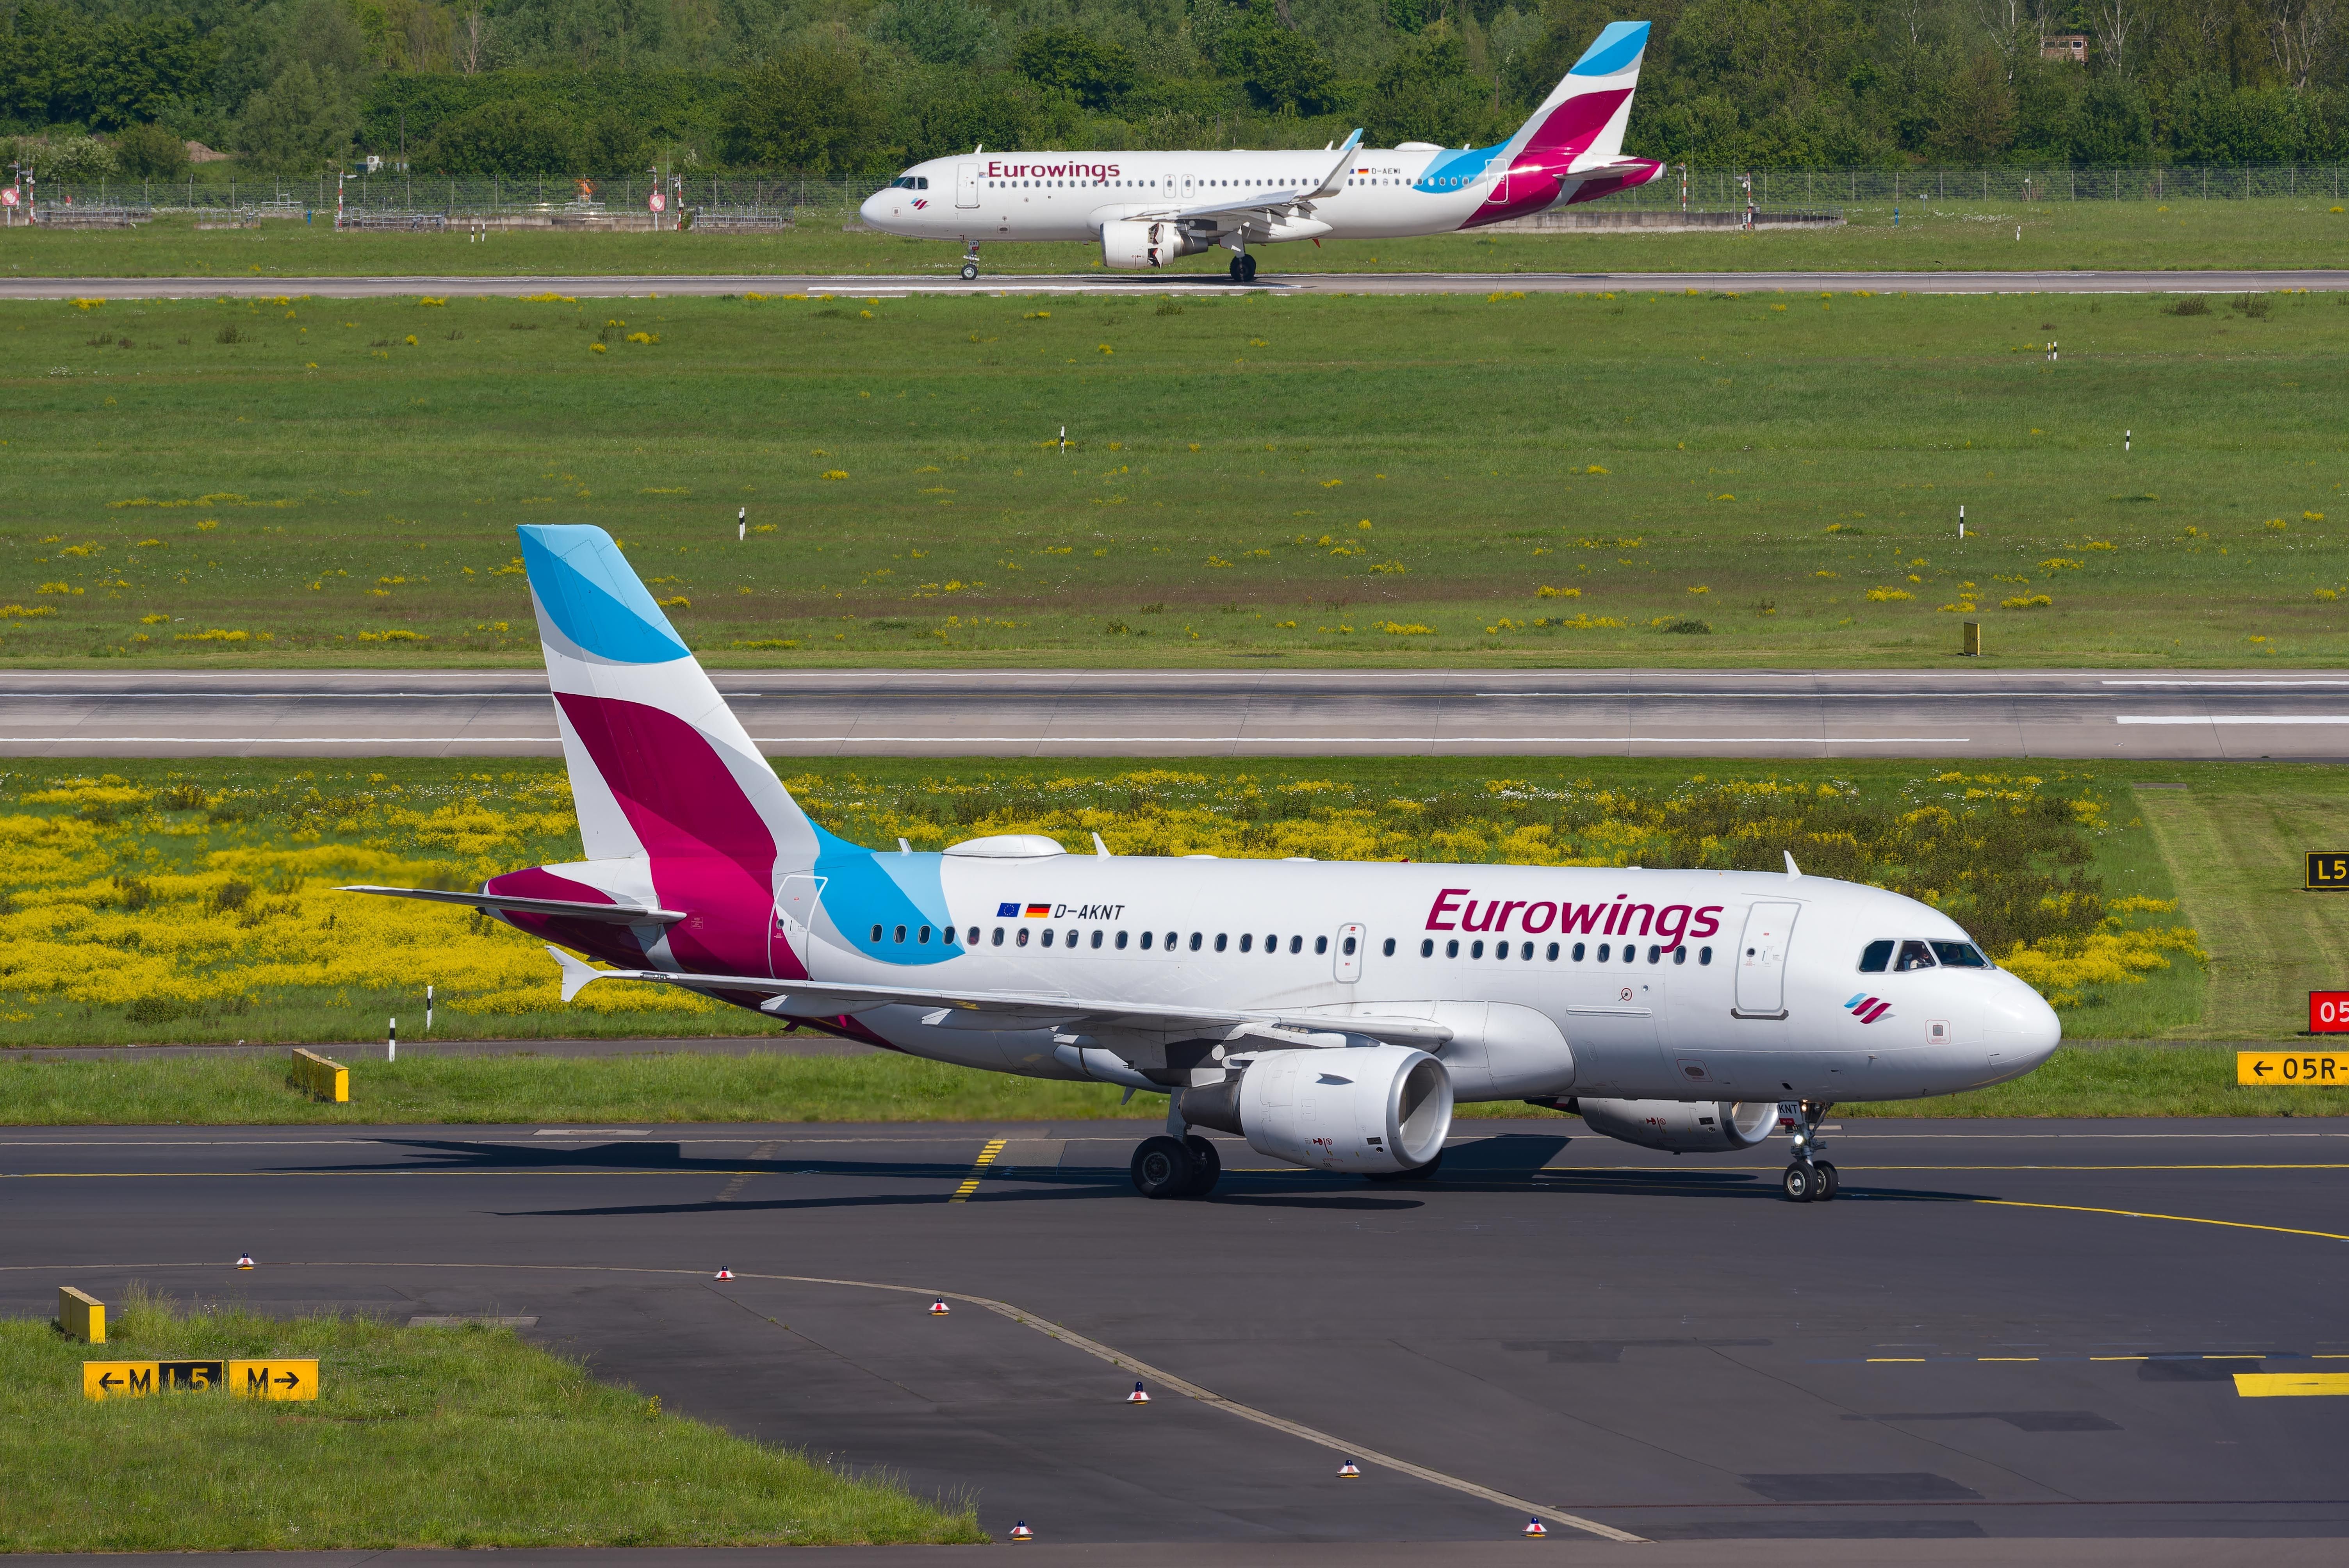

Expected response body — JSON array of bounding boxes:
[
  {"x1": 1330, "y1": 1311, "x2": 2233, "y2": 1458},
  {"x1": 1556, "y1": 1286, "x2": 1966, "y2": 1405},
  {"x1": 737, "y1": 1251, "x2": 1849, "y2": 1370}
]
[{"x1": 2116, "y1": 715, "x2": 2349, "y2": 725}]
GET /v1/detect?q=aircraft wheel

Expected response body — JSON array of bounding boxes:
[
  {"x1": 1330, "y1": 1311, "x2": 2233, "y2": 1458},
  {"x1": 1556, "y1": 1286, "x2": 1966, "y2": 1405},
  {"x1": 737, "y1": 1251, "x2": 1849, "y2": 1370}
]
[
  {"x1": 1782, "y1": 1161, "x2": 1821, "y2": 1203},
  {"x1": 1228, "y1": 255, "x2": 1244, "y2": 282},
  {"x1": 1180, "y1": 1135, "x2": 1222, "y2": 1197},
  {"x1": 1241, "y1": 254, "x2": 1258, "y2": 283},
  {"x1": 1813, "y1": 1160, "x2": 1839, "y2": 1201},
  {"x1": 1366, "y1": 1150, "x2": 1443, "y2": 1183},
  {"x1": 960, "y1": 261, "x2": 978, "y2": 280},
  {"x1": 1131, "y1": 1135, "x2": 1196, "y2": 1199}
]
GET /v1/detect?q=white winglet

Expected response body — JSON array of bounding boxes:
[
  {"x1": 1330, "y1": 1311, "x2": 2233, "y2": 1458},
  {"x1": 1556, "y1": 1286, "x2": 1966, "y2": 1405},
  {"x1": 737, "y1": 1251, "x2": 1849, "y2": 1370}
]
[
  {"x1": 1784, "y1": 851, "x2": 1802, "y2": 879},
  {"x1": 1092, "y1": 832, "x2": 1112, "y2": 857},
  {"x1": 547, "y1": 944, "x2": 609, "y2": 1002}
]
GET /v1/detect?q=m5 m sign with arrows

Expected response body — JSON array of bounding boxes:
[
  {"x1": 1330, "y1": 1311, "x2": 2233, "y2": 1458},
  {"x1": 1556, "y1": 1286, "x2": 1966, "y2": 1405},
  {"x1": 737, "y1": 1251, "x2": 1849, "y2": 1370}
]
[{"x1": 83, "y1": 1358, "x2": 318, "y2": 1401}]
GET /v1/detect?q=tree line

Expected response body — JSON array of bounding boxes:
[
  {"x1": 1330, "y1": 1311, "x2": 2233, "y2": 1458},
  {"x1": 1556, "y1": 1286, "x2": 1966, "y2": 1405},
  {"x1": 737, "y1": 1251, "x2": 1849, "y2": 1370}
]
[{"x1": 2, "y1": 0, "x2": 2344, "y2": 182}]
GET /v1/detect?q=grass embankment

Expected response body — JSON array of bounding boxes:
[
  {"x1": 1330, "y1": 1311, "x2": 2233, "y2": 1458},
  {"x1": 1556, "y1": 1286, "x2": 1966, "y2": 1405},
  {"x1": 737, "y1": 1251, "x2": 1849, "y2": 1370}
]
[
  {"x1": 5, "y1": 288, "x2": 2348, "y2": 668},
  {"x1": 9, "y1": 198, "x2": 2349, "y2": 276},
  {"x1": 2, "y1": 756, "x2": 2198, "y2": 1048},
  {"x1": 0, "y1": 1289, "x2": 980, "y2": 1552}
]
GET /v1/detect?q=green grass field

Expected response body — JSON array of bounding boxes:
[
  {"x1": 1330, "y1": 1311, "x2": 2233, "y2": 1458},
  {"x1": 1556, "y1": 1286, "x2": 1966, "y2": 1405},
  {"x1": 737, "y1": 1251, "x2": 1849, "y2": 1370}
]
[
  {"x1": 0, "y1": 1289, "x2": 980, "y2": 1551},
  {"x1": 6, "y1": 286, "x2": 2347, "y2": 668},
  {"x1": 0, "y1": 754, "x2": 2203, "y2": 1048},
  {"x1": 9, "y1": 196, "x2": 2349, "y2": 277}
]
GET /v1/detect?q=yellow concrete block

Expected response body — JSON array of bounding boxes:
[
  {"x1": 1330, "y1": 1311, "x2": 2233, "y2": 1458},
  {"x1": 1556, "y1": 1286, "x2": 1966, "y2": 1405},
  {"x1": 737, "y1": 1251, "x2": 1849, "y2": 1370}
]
[
  {"x1": 58, "y1": 1285, "x2": 104, "y2": 1345},
  {"x1": 289, "y1": 1048, "x2": 348, "y2": 1103},
  {"x1": 228, "y1": 1358, "x2": 320, "y2": 1401}
]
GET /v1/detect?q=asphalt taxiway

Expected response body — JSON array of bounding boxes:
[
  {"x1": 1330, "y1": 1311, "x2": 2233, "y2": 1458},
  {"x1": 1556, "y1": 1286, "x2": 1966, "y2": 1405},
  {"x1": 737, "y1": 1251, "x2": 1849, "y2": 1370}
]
[
  {"x1": 0, "y1": 269, "x2": 2342, "y2": 300},
  {"x1": 8, "y1": 1116, "x2": 2346, "y2": 1545},
  {"x1": 9, "y1": 668, "x2": 2349, "y2": 759}
]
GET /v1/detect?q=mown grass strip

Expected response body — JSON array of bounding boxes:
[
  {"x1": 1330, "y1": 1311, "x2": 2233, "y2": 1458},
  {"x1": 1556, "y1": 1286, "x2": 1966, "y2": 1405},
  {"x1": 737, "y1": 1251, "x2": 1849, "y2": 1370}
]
[
  {"x1": 0, "y1": 1286, "x2": 980, "y2": 1552},
  {"x1": 0, "y1": 1040, "x2": 2337, "y2": 1124}
]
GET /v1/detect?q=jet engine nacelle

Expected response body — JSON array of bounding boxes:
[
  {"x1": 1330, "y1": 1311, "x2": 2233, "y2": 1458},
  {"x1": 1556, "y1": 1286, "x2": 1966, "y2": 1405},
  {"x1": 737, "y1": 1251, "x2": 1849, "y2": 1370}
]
[
  {"x1": 1571, "y1": 1097, "x2": 1778, "y2": 1154},
  {"x1": 1178, "y1": 1044, "x2": 1453, "y2": 1174},
  {"x1": 1100, "y1": 218, "x2": 1201, "y2": 269}
]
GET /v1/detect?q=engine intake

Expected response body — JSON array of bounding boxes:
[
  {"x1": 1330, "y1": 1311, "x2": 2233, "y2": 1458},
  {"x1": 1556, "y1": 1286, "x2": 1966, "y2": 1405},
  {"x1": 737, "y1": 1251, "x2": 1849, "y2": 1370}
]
[
  {"x1": 1178, "y1": 1044, "x2": 1452, "y2": 1174},
  {"x1": 1565, "y1": 1097, "x2": 1779, "y2": 1154},
  {"x1": 1100, "y1": 218, "x2": 1202, "y2": 270}
]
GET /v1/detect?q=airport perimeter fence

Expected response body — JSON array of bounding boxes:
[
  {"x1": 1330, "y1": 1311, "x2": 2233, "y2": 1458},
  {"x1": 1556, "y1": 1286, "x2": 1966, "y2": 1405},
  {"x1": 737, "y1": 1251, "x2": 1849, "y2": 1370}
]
[{"x1": 8, "y1": 164, "x2": 2349, "y2": 228}]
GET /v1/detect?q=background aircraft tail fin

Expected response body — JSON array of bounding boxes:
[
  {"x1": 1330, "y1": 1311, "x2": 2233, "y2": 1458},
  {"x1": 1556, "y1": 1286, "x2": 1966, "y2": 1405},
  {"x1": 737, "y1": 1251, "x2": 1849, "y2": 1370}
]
[
  {"x1": 517, "y1": 523, "x2": 818, "y2": 876},
  {"x1": 1509, "y1": 20, "x2": 1650, "y2": 171}
]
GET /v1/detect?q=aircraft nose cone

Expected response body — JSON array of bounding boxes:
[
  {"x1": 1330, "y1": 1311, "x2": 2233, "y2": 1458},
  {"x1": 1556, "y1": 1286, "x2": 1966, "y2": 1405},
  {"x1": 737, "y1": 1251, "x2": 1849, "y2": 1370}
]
[{"x1": 2001, "y1": 982, "x2": 2062, "y2": 1069}]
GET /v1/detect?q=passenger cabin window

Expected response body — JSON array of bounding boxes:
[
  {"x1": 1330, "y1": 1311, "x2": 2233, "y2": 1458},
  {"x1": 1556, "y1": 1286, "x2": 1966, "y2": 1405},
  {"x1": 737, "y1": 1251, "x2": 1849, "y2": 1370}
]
[
  {"x1": 1420, "y1": 939, "x2": 1435, "y2": 957},
  {"x1": 1015, "y1": 928, "x2": 1029, "y2": 947},
  {"x1": 1931, "y1": 941, "x2": 1990, "y2": 968},
  {"x1": 1382, "y1": 938, "x2": 1396, "y2": 956},
  {"x1": 1859, "y1": 939, "x2": 1895, "y2": 973},
  {"x1": 1895, "y1": 940, "x2": 1937, "y2": 972}
]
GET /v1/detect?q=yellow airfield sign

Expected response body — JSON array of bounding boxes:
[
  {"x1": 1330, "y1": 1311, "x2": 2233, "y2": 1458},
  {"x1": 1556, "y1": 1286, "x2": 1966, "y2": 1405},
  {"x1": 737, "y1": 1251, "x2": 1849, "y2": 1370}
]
[
  {"x1": 228, "y1": 1358, "x2": 319, "y2": 1401},
  {"x1": 2237, "y1": 1051, "x2": 2349, "y2": 1086},
  {"x1": 82, "y1": 1356, "x2": 318, "y2": 1401}
]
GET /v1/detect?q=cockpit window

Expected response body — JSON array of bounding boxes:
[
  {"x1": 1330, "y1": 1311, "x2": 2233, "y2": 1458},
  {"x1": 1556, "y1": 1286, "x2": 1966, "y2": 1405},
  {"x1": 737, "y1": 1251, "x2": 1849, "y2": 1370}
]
[
  {"x1": 1931, "y1": 940, "x2": 1990, "y2": 968},
  {"x1": 890, "y1": 175, "x2": 930, "y2": 190},
  {"x1": 1858, "y1": 939, "x2": 1893, "y2": 973},
  {"x1": 1895, "y1": 939, "x2": 1937, "y2": 971}
]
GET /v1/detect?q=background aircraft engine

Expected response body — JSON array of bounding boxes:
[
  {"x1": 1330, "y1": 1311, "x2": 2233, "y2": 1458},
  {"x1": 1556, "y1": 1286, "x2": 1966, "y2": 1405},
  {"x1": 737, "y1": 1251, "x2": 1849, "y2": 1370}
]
[
  {"x1": 1099, "y1": 219, "x2": 1198, "y2": 269},
  {"x1": 1179, "y1": 1044, "x2": 1453, "y2": 1174},
  {"x1": 1572, "y1": 1098, "x2": 1778, "y2": 1154}
]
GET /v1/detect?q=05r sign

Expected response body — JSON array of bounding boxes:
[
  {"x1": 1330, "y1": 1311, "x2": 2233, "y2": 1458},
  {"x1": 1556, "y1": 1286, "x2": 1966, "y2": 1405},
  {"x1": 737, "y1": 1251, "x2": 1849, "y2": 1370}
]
[{"x1": 2312, "y1": 991, "x2": 2349, "y2": 1033}]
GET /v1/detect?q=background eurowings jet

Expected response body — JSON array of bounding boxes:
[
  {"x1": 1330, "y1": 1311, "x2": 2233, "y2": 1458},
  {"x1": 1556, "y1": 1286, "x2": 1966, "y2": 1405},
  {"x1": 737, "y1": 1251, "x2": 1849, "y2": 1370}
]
[
  {"x1": 348, "y1": 525, "x2": 2060, "y2": 1203},
  {"x1": 859, "y1": 21, "x2": 1665, "y2": 282}
]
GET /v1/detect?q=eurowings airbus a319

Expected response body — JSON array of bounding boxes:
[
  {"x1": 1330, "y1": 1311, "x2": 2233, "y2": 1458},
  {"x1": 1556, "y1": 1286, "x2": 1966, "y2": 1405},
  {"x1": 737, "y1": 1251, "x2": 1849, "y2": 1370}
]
[
  {"x1": 347, "y1": 526, "x2": 2061, "y2": 1202},
  {"x1": 859, "y1": 21, "x2": 1666, "y2": 282}
]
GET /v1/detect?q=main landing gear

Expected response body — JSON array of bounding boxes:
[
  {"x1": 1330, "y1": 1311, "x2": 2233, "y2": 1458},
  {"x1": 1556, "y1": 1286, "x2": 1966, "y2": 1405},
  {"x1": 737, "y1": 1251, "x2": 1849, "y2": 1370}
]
[
  {"x1": 959, "y1": 243, "x2": 981, "y2": 282},
  {"x1": 1131, "y1": 1134, "x2": 1221, "y2": 1199},
  {"x1": 1781, "y1": 1099, "x2": 1839, "y2": 1203},
  {"x1": 1227, "y1": 251, "x2": 1258, "y2": 283}
]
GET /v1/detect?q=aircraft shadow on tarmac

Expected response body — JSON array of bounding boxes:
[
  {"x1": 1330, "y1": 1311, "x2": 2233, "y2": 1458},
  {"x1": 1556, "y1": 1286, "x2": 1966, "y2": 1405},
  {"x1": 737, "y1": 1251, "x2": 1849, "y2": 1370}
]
[{"x1": 290, "y1": 1135, "x2": 2000, "y2": 1217}]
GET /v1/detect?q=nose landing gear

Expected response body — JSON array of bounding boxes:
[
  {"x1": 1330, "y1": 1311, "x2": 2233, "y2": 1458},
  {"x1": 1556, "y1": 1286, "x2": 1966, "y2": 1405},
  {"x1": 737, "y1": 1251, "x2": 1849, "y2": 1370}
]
[
  {"x1": 1782, "y1": 1099, "x2": 1838, "y2": 1202},
  {"x1": 959, "y1": 243, "x2": 981, "y2": 281}
]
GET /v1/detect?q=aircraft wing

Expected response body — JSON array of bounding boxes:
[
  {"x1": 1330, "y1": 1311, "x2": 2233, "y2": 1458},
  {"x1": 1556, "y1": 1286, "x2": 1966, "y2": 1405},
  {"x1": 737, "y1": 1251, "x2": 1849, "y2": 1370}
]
[
  {"x1": 343, "y1": 885, "x2": 689, "y2": 925},
  {"x1": 545, "y1": 945, "x2": 1454, "y2": 1049},
  {"x1": 1120, "y1": 130, "x2": 1363, "y2": 224}
]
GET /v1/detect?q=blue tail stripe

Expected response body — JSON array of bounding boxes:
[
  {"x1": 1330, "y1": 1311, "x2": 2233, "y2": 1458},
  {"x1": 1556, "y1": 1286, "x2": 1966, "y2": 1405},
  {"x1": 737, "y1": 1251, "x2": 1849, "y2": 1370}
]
[
  {"x1": 1571, "y1": 20, "x2": 1649, "y2": 77},
  {"x1": 519, "y1": 524, "x2": 691, "y2": 665}
]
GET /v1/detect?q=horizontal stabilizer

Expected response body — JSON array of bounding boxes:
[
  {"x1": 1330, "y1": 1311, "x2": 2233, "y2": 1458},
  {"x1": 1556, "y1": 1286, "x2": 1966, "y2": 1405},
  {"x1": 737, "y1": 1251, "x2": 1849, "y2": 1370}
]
[{"x1": 340, "y1": 885, "x2": 688, "y2": 924}]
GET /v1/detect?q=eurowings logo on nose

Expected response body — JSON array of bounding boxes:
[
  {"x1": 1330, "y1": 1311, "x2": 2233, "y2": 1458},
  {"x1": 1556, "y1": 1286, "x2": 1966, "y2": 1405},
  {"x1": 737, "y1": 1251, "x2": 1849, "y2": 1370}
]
[
  {"x1": 1845, "y1": 993, "x2": 1892, "y2": 1024},
  {"x1": 912, "y1": 198, "x2": 928, "y2": 209}
]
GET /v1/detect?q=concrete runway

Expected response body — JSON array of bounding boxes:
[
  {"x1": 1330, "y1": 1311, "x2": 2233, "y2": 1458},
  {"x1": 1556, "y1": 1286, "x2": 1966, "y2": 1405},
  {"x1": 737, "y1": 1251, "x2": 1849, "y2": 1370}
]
[
  {"x1": 11, "y1": 667, "x2": 2349, "y2": 759},
  {"x1": 1, "y1": 269, "x2": 2342, "y2": 301},
  {"x1": 9, "y1": 1117, "x2": 2347, "y2": 1547}
]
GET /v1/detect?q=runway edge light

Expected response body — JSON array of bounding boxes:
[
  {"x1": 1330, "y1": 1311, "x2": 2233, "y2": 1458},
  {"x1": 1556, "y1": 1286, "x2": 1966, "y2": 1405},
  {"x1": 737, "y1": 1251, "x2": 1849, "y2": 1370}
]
[
  {"x1": 1337, "y1": 1461, "x2": 1361, "y2": 1479},
  {"x1": 1127, "y1": 1381, "x2": 1150, "y2": 1404},
  {"x1": 929, "y1": 1297, "x2": 950, "y2": 1315},
  {"x1": 236, "y1": 1254, "x2": 255, "y2": 1270},
  {"x1": 1524, "y1": 1518, "x2": 1548, "y2": 1538},
  {"x1": 714, "y1": 1269, "x2": 734, "y2": 1280},
  {"x1": 1009, "y1": 1522, "x2": 1034, "y2": 1541}
]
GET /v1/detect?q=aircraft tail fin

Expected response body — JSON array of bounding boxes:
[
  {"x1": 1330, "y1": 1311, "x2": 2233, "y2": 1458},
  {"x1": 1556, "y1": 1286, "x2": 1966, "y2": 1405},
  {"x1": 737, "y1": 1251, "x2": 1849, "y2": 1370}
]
[
  {"x1": 516, "y1": 523, "x2": 818, "y2": 875},
  {"x1": 1507, "y1": 20, "x2": 1650, "y2": 172}
]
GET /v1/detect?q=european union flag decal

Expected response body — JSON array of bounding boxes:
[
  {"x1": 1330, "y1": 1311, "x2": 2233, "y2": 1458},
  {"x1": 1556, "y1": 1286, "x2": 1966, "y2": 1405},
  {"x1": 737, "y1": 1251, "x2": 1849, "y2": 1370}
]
[{"x1": 996, "y1": 902, "x2": 1020, "y2": 917}]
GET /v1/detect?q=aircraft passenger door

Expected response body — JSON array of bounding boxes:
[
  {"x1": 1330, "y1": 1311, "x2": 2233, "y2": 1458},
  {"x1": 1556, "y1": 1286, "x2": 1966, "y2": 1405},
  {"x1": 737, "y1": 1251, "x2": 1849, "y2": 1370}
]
[
  {"x1": 956, "y1": 163, "x2": 979, "y2": 208},
  {"x1": 1333, "y1": 923, "x2": 1365, "y2": 983},
  {"x1": 1733, "y1": 901, "x2": 1798, "y2": 1019},
  {"x1": 773, "y1": 874, "x2": 825, "y2": 977}
]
